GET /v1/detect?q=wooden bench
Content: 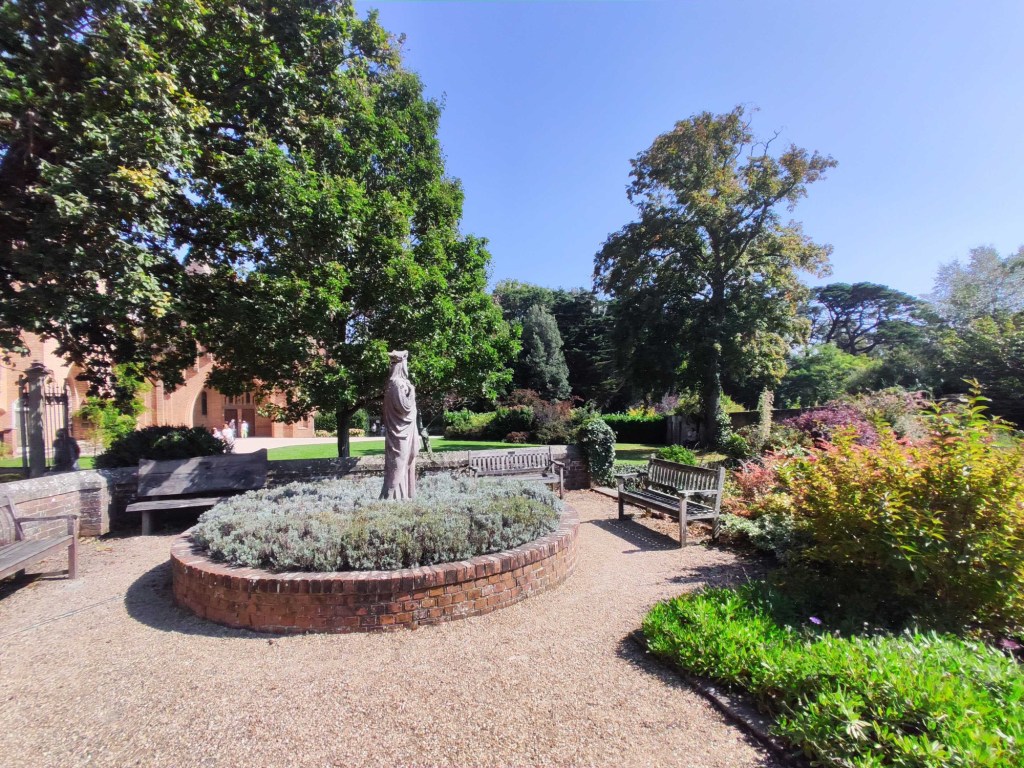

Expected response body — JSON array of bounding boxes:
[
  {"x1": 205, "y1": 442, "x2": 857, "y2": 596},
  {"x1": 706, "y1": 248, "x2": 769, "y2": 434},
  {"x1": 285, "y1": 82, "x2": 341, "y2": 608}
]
[
  {"x1": 615, "y1": 458, "x2": 725, "y2": 547},
  {"x1": 468, "y1": 446, "x2": 565, "y2": 498},
  {"x1": 127, "y1": 450, "x2": 268, "y2": 535},
  {"x1": 1, "y1": 495, "x2": 78, "y2": 581}
]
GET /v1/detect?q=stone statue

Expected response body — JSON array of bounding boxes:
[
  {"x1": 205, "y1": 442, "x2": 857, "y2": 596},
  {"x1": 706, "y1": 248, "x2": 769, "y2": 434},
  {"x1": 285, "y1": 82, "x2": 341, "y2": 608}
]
[{"x1": 380, "y1": 350, "x2": 419, "y2": 500}]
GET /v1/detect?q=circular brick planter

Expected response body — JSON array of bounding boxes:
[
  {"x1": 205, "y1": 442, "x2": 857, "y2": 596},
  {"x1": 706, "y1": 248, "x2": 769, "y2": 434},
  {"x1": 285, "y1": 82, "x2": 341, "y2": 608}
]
[{"x1": 171, "y1": 504, "x2": 579, "y2": 633}]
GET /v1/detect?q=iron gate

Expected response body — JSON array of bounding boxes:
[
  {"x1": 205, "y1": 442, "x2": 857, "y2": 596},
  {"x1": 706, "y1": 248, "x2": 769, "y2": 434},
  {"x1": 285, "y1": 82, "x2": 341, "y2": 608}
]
[{"x1": 18, "y1": 368, "x2": 72, "y2": 473}]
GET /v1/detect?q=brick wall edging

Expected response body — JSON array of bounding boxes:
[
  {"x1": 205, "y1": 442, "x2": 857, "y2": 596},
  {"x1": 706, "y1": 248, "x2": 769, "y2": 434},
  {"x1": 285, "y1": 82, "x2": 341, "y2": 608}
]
[{"x1": 171, "y1": 503, "x2": 579, "y2": 633}]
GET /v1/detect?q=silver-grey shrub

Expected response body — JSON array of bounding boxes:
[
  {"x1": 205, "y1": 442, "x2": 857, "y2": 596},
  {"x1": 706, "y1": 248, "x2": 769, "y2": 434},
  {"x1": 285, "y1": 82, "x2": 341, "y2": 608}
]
[{"x1": 191, "y1": 474, "x2": 562, "y2": 572}]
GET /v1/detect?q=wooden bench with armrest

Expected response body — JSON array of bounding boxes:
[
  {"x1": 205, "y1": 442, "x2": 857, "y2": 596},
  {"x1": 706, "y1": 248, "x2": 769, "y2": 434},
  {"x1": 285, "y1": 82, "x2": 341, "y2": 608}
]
[
  {"x1": 615, "y1": 458, "x2": 725, "y2": 547},
  {"x1": 468, "y1": 446, "x2": 565, "y2": 498},
  {"x1": 1, "y1": 495, "x2": 78, "y2": 581}
]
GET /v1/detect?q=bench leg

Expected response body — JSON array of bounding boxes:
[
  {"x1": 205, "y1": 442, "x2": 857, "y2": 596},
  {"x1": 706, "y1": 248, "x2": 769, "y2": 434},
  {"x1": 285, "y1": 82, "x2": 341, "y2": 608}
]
[
  {"x1": 617, "y1": 488, "x2": 625, "y2": 520},
  {"x1": 679, "y1": 497, "x2": 688, "y2": 548},
  {"x1": 68, "y1": 539, "x2": 78, "y2": 579},
  {"x1": 141, "y1": 510, "x2": 153, "y2": 536}
]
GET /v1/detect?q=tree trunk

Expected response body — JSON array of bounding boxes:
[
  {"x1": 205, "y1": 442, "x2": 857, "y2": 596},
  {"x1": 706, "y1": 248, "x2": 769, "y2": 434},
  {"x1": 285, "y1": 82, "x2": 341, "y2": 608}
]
[
  {"x1": 336, "y1": 407, "x2": 352, "y2": 458},
  {"x1": 700, "y1": 279, "x2": 727, "y2": 447},
  {"x1": 700, "y1": 347, "x2": 724, "y2": 447}
]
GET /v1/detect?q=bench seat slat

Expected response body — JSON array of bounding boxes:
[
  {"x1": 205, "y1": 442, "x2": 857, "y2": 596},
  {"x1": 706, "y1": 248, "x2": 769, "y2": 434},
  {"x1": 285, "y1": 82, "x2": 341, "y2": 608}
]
[
  {"x1": 0, "y1": 536, "x2": 73, "y2": 581},
  {"x1": 126, "y1": 496, "x2": 232, "y2": 513}
]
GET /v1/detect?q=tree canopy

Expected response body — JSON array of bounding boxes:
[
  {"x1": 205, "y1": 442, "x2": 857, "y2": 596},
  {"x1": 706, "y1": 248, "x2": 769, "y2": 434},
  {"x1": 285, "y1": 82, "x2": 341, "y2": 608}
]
[
  {"x1": 807, "y1": 282, "x2": 929, "y2": 355},
  {"x1": 1, "y1": 0, "x2": 516, "y2": 454},
  {"x1": 0, "y1": 0, "x2": 206, "y2": 388},
  {"x1": 929, "y1": 246, "x2": 1024, "y2": 325},
  {"x1": 594, "y1": 106, "x2": 834, "y2": 445}
]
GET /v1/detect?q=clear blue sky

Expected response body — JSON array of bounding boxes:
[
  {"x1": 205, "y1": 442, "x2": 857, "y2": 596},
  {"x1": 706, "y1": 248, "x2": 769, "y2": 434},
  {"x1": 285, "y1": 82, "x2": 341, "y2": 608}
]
[{"x1": 355, "y1": 0, "x2": 1024, "y2": 298}]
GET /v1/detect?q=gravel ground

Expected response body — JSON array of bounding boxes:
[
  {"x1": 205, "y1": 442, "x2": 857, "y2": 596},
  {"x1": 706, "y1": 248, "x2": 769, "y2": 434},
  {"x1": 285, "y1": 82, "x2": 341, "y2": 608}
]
[{"x1": 0, "y1": 491, "x2": 775, "y2": 768}]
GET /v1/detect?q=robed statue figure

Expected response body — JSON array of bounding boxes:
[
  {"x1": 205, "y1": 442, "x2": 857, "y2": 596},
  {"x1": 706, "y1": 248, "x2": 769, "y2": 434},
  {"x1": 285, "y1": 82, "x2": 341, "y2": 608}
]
[{"x1": 380, "y1": 350, "x2": 419, "y2": 500}]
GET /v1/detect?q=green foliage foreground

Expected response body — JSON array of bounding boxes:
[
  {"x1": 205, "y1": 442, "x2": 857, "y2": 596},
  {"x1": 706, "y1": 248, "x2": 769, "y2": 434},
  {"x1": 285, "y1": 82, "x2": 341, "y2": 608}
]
[
  {"x1": 643, "y1": 585, "x2": 1024, "y2": 768},
  {"x1": 192, "y1": 475, "x2": 561, "y2": 572}
]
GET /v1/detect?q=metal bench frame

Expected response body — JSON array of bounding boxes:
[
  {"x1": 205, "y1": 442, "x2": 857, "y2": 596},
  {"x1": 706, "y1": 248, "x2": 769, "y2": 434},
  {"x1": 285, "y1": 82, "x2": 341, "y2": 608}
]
[{"x1": 615, "y1": 458, "x2": 726, "y2": 547}]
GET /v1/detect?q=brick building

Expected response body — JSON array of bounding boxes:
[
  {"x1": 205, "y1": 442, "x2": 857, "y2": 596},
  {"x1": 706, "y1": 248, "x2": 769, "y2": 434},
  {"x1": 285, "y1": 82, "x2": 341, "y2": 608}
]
[{"x1": 0, "y1": 334, "x2": 314, "y2": 454}]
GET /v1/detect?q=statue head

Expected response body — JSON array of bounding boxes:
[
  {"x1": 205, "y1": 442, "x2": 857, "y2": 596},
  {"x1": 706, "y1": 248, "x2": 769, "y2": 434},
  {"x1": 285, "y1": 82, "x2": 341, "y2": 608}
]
[{"x1": 388, "y1": 350, "x2": 409, "y2": 379}]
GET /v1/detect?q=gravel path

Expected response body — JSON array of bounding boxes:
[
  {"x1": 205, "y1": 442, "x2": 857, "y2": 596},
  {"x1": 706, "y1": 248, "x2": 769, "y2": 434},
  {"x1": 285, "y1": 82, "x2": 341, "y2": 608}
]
[{"x1": 0, "y1": 491, "x2": 776, "y2": 768}]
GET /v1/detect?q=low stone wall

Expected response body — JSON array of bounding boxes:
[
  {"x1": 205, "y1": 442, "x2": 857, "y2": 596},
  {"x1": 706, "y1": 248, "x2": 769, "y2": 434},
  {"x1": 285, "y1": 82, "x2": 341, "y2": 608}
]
[
  {"x1": 1, "y1": 468, "x2": 135, "y2": 539},
  {"x1": 171, "y1": 504, "x2": 579, "y2": 633},
  {"x1": 0, "y1": 445, "x2": 590, "y2": 537}
]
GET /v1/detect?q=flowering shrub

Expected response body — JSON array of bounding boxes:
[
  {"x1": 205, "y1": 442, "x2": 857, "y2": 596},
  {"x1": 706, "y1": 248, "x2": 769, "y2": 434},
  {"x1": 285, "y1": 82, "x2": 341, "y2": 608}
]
[
  {"x1": 781, "y1": 403, "x2": 879, "y2": 446},
  {"x1": 782, "y1": 394, "x2": 1024, "y2": 634},
  {"x1": 504, "y1": 431, "x2": 530, "y2": 444},
  {"x1": 192, "y1": 474, "x2": 561, "y2": 572}
]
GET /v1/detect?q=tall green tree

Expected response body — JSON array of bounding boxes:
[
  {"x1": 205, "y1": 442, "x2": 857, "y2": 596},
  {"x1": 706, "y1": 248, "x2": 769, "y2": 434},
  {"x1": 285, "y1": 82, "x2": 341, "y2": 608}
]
[
  {"x1": 517, "y1": 304, "x2": 571, "y2": 401},
  {"x1": 1, "y1": 1, "x2": 515, "y2": 454},
  {"x1": 550, "y1": 289, "x2": 617, "y2": 405},
  {"x1": 173, "y1": 1, "x2": 515, "y2": 456},
  {"x1": 595, "y1": 106, "x2": 834, "y2": 445},
  {"x1": 807, "y1": 282, "x2": 930, "y2": 355},
  {"x1": 0, "y1": 0, "x2": 206, "y2": 389},
  {"x1": 930, "y1": 246, "x2": 1024, "y2": 325}
]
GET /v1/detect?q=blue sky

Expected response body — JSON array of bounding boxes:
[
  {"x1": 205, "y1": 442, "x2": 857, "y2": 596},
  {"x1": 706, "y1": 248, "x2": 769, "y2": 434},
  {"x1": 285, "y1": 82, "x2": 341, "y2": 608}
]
[{"x1": 355, "y1": 0, "x2": 1024, "y2": 298}]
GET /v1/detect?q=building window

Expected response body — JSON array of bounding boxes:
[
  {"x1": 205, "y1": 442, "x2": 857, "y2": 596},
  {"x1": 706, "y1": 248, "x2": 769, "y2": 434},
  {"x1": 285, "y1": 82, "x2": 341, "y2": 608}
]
[
  {"x1": 245, "y1": 392, "x2": 251, "y2": 404},
  {"x1": 200, "y1": 391, "x2": 208, "y2": 416}
]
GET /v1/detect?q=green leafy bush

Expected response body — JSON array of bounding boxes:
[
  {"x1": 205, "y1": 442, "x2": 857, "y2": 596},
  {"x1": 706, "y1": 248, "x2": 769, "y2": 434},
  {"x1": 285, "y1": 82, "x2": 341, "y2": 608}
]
[
  {"x1": 644, "y1": 585, "x2": 1024, "y2": 768},
  {"x1": 601, "y1": 412, "x2": 666, "y2": 443},
  {"x1": 781, "y1": 393, "x2": 1024, "y2": 634},
  {"x1": 487, "y1": 405, "x2": 535, "y2": 440},
  {"x1": 78, "y1": 397, "x2": 139, "y2": 449},
  {"x1": 656, "y1": 444, "x2": 698, "y2": 464},
  {"x1": 444, "y1": 409, "x2": 496, "y2": 440},
  {"x1": 95, "y1": 425, "x2": 227, "y2": 468},
  {"x1": 191, "y1": 475, "x2": 561, "y2": 571},
  {"x1": 575, "y1": 415, "x2": 616, "y2": 485},
  {"x1": 313, "y1": 412, "x2": 337, "y2": 435}
]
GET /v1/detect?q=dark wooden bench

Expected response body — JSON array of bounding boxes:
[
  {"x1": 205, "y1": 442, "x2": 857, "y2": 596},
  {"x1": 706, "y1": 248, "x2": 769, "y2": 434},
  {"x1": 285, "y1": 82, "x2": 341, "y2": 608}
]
[
  {"x1": 615, "y1": 458, "x2": 726, "y2": 546},
  {"x1": 1, "y1": 495, "x2": 78, "y2": 581},
  {"x1": 127, "y1": 450, "x2": 268, "y2": 535},
  {"x1": 468, "y1": 446, "x2": 565, "y2": 498}
]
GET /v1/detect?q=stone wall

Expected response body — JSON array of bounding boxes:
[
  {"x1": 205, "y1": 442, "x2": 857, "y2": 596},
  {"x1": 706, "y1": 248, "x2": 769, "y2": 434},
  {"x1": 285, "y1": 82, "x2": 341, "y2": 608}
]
[
  {"x1": 1, "y1": 445, "x2": 591, "y2": 537},
  {"x1": 171, "y1": 504, "x2": 579, "y2": 633},
  {"x1": 1, "y1": 468, "x2": 135, "y2": 539}
]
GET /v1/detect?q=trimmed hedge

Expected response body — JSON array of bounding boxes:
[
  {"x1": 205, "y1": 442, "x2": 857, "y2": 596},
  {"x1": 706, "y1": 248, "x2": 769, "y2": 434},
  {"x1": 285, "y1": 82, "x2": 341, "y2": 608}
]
[
  {"x1": 601, "y1": 412, "x2": 666, "y2": 443},
  {"x1": 191, "y1": 474, "x2": 561, "y2": 572}
]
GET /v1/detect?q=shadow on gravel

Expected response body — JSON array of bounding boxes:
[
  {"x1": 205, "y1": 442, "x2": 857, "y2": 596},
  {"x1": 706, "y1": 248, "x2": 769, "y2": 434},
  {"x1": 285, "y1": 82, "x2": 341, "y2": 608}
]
[
  {"x1": 124, "y1": 561, "x2": 267, "y2": 639},
  {"x1": 614, "y1": 632, "x2": 785, "y2": 768},
  {"x1": 665, "y1": 558, "x2": 764, "y2": 590},
  {"x1": 586, "y1": 516, "x2": 680, "y2": 552},
  {"x1": 610, "y1": 630, "x2": 786, "y2": 768}
]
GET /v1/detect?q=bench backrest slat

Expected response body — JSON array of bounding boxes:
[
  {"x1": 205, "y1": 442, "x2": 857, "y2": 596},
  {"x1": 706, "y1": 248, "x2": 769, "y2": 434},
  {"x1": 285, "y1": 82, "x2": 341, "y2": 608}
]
[
  {"x1": 137, "y1": 449, "x2": 269, "y2": 498},
  {"x1": 469, "y1": 447, "x2": 550, "y2": 472},
  {"x1": 646, "y1": 458, "x2": 722, "y2": 493},
  {"x1": 0, "y1": 495, "x2": 23, "y2": 546}
]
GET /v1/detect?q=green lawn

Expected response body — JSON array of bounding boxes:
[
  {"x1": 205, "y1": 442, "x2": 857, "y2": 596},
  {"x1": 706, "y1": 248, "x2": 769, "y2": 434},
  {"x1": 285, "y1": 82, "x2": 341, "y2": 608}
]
[
  {"x1": 0, "y1": 455, "x2": 95, "y2": 470},
  {"x1": 266, "y1": 438, "x2": 540, "y2": 461},
  {"x1": 614, "y1": 443, "x2": 725, "y2": 466}
]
